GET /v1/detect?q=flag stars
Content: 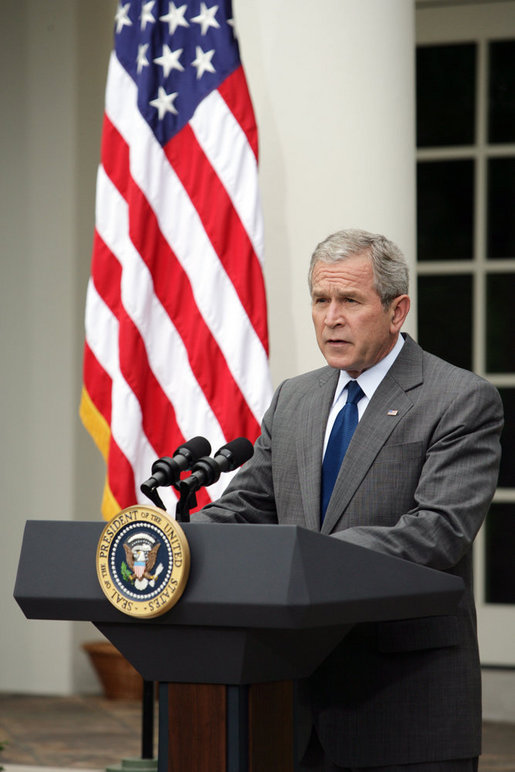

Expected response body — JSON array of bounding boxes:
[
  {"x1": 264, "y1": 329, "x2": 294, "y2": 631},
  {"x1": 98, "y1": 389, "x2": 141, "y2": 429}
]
[
  {"x1": 150, "y1": 86, "x2": 179, "y2": 118},
  {"x1": 192, "y1": 46, "x2": 215, "y2": 79},
  {"x1": 160, "y1": 2, "x2": 189, "y2": 35},
  {"x1": 140, "y1": 1, "x2": 156, "y2": 30},
  {"x1": 115, "y1": 2, "x2": 132, "y2": 33},
  {"x1": 137, "y1": 44, "x2": 150, "y2": 74},
  {"x1": 154, "y1": 44, "x2": 184, "y2": 77},
  {"x1": 227, "y1": 17, "x2": 237, "y2": 38},
  {"x1": 191, "y1": 3, "x2": 220, "y2": 35},
  {"x1": 125, "y1": 0, "x2": 231, "y2": 125}
]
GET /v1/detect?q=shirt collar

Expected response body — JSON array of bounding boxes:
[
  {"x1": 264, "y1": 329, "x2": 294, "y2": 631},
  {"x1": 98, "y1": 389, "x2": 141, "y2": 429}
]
[{"x1": 333, "y1": 334, "x2": 405, "y2": 404}]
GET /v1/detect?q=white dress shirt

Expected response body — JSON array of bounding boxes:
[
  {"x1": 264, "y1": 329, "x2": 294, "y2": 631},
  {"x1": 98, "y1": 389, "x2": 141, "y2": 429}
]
[{"x1": 322, "y1": 334, "x2": 405, "y2": 456}]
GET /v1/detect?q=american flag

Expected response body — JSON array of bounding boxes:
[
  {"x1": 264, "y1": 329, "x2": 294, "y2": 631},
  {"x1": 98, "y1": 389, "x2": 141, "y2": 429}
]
[{"x1": 80, "y1": 0, "x2": 272, "y2": 519}]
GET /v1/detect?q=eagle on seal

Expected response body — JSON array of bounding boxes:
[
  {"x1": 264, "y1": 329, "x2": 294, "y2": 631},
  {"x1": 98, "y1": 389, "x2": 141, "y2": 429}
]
[{"x1": 123, "y1": 541, "x2": 161, "y2": 581}]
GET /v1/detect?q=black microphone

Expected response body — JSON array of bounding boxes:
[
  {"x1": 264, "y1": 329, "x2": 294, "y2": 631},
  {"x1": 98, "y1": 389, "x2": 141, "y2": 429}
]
[
  {"x1": 177, "y1": 437, "x2": 254, "y2": 496},
  {"x1": 140, "y1": 436, "x2": 212, "y2": 496}
]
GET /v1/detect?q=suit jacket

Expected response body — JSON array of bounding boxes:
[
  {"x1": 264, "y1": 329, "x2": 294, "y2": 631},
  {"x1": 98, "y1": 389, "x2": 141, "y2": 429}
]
[{"x1": 198, "y1": 335, "x2": 504, "y2": 766}]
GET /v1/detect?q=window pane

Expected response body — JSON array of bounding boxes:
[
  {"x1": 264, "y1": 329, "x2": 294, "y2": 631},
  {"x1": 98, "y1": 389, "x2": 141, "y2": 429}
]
[
  {"x1": 488, "y1": 40, "x2": 515, "y2": 144},
  {"x1": 497, "y1": 388, "x2": 515, "y2": 488},
  {"x1": 417, "y1": 275, "x2": 472, "y2": 370},
  {"x1": 486, "y1": 273, "x2": 515, "y2": 372},
  {"x1": 485, "y1": 502, "x2": 515, "y2": 604},
  {"x1": 417, "y1": 44, "x2": 476, "y2": 147},
  {"x1": 417, "y1": 160, "x2": 474, "y2": 261},
  {"x1": 487, "y1": 157, "x2": 515, "y2": 259}
]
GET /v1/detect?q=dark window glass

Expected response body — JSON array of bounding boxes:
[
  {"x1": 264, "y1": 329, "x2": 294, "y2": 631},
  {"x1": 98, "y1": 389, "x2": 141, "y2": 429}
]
[
  {"x1": 497, "y1": 388, "x2": 515, "y2": 488},
  {"x1": 487, "y1": 157, "x2": 515, "y2": 259},
  {"x1": 417, "y1": 274, "x2": 473, "y2": 370},
  {"x1": 485, "y1": 502, "x2": 515, "y2": 604},
  {"x1": 417, "y1": 160, "x2": 474, "y2": 261},
  {"x1": 417, "y1": 44, "x2": 476, "y2": 147},
  {"x1": 488, "y1": 40, "x2": 515, "y2": 143},
  {"x1": 486, "y1": 274, "x2": 515, "y2": 372}
]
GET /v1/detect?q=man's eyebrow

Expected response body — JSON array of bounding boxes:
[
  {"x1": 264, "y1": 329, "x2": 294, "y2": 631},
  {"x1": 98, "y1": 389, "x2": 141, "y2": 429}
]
[{"x1": 312, "y1": 287, "x2": 362, "y2": 299}]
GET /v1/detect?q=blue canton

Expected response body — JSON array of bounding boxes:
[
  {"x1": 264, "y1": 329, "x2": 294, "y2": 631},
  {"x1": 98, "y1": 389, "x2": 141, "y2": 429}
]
[{"x1": 114, "y1": 0, "x2": 241, "y2": 146}]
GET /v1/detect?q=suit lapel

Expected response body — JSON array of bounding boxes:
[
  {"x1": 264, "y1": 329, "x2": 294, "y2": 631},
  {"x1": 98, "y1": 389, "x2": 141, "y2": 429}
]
[
  {"x1": 296, "y1": 367, "x2": 339, "y2": 531},
  {"x1": 320, "y1": 335, "x2": 424, "y2": 534}
]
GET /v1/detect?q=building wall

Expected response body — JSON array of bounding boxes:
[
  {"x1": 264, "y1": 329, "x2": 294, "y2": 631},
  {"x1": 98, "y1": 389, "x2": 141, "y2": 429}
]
[
  {"x1": 3, "y1": 0, "x2": 416, "y2": 695},
  {"x1": 1, "y1": 0, "x2": 114, "y2": 695}
]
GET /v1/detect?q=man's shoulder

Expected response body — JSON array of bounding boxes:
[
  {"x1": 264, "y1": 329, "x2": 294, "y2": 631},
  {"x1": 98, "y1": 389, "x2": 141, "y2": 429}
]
[
  {"x1": 402, "y1": 335, "x2": 501, "y2": 401},
  {"x1": 267, "y1": 365, "x2": 338, "y2": 415},
  {"x1": 422, "y1": 348, "x2": 492, "y2": 388},
  {"x1": 279, "y1": 364, "x2": 336, "y2": 393}
]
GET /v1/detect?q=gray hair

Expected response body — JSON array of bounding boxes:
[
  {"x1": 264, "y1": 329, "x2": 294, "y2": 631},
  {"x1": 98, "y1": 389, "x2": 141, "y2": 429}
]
[{"x1": 308, "y1": 228, "x2": 409, "y2": 309}]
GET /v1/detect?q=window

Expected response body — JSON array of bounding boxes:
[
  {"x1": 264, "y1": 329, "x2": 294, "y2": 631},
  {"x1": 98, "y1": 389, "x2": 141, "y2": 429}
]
[{"x1": 416, "y1": 8, "x2": 515, "y2": 665}]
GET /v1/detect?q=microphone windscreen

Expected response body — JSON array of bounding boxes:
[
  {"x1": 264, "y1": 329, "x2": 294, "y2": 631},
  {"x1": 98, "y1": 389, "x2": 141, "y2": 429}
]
[
  {"x1": 176, "y1": 435, "x2": 211, "y2": 459},
  {"x1": 216, "y1": 437, "x2": 254, "y2": 470}
]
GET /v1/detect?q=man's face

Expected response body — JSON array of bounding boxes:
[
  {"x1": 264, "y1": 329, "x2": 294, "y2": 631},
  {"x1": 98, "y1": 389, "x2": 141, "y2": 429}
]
[{"x1": 311, "y1": 253, "x2": 408, "y2": 377}]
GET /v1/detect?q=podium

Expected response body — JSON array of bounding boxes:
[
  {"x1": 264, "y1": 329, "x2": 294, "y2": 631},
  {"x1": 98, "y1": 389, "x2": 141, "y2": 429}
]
[{"x1": 15, "y1": 521, "x2": 464, "y2": 771}]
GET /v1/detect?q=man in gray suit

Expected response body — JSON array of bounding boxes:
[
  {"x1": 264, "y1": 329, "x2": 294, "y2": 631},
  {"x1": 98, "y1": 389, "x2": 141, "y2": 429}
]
[{"x1": 197, "y1": 229, "x2": 504, "y2": 771}]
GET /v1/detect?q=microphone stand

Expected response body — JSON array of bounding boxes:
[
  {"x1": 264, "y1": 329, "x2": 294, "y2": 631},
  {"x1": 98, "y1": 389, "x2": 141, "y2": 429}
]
[
  {"x1": 143, "y1": 487, "x2": 166, "y2": 512},
  {"x1": 137, "y1": 490, "x2": 168, "y2": 762},
  {"x1": 138, "y1": 483, "x2": 197, "y2": 757},
  {"x1": 141, "y1": 473, "x2": 196, "y2": 522},
  {"x1": 174, "y1": 488, "x2": 197, "y2": 523}
]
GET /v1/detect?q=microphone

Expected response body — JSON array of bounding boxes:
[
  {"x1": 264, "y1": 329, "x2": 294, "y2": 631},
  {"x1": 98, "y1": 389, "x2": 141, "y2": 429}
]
[
  {"x1": 140, "y1": 436, "x2": 212, "y2": 497},
  {"x1": 177, "y1": 437, "x2": 254, "y2": 496}
]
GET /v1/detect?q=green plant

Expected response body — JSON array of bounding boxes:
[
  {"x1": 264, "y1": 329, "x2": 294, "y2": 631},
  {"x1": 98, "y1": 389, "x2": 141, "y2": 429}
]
[{"x1": 121, "y1": 560, "x2": 134, "y2": 584}]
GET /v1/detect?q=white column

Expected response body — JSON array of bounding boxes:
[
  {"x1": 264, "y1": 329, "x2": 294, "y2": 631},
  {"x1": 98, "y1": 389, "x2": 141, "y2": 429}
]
[{"x1": 234, "y1": 0, "x2": 416, "y2": 384}]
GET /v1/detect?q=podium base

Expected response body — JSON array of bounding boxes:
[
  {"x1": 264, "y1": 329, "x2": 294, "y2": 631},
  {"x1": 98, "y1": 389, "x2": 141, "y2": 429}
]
[{"x1": 159, "y1": 682, "x2": 294, "y2": 772}]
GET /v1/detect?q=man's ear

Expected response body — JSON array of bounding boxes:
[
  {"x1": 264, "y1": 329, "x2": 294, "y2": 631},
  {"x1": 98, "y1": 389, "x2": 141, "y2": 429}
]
[{"x1": 390, "y1": 295, "x2": 410, "y2": 332}]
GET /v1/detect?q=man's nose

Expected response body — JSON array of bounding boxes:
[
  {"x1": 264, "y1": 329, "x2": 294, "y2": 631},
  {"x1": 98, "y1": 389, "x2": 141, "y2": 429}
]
[{"x1": 325, "y1": 301, "x2": 344, "y2": 326}]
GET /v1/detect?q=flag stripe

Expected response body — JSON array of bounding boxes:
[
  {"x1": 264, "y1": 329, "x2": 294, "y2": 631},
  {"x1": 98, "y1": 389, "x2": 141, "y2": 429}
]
[
  {"x1": 217, "y1": 66, "x2": 259, "y2": 161},
  {"x1": 89, "y1": 231, "x2": 213, "y2": 511},
  {"x1": 98, "y1": 127, "x2": 260, "y2": 442},
  {"x1": 91, "y1": 231, "x2": 184, "y2": 454},
  {"x1": 82, "y1": 343, "x2": 112, "y2": 434},
  {"x1": 86, "y1": 276, "x2": 188, "y2": 512},
  {"x1": 189, "y1": 83, "x2": 265, "y2": 267},
  {"x1": 164, "y1": 121, "x2": 268, "y2": 348},
  {"x1": 107, "y1": 436, "x2": 138, "y2": 512}
]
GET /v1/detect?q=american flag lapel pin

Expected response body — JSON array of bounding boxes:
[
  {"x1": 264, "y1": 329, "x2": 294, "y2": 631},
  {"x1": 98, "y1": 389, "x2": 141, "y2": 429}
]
[{"x1": 387, "y1": 409, "x2": 399, "y2": 416}]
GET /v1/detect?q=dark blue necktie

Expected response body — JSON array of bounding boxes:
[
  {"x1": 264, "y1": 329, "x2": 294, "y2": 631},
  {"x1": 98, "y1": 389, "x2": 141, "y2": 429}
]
[{"x1": 321, "y1": 380, "x2": 364, "y2": 522}]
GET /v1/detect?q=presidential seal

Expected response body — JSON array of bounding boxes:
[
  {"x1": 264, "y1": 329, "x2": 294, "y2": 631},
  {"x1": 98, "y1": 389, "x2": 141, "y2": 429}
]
[{"x1": 96, "y1": 505, "x2": 190, "y2": 619}]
